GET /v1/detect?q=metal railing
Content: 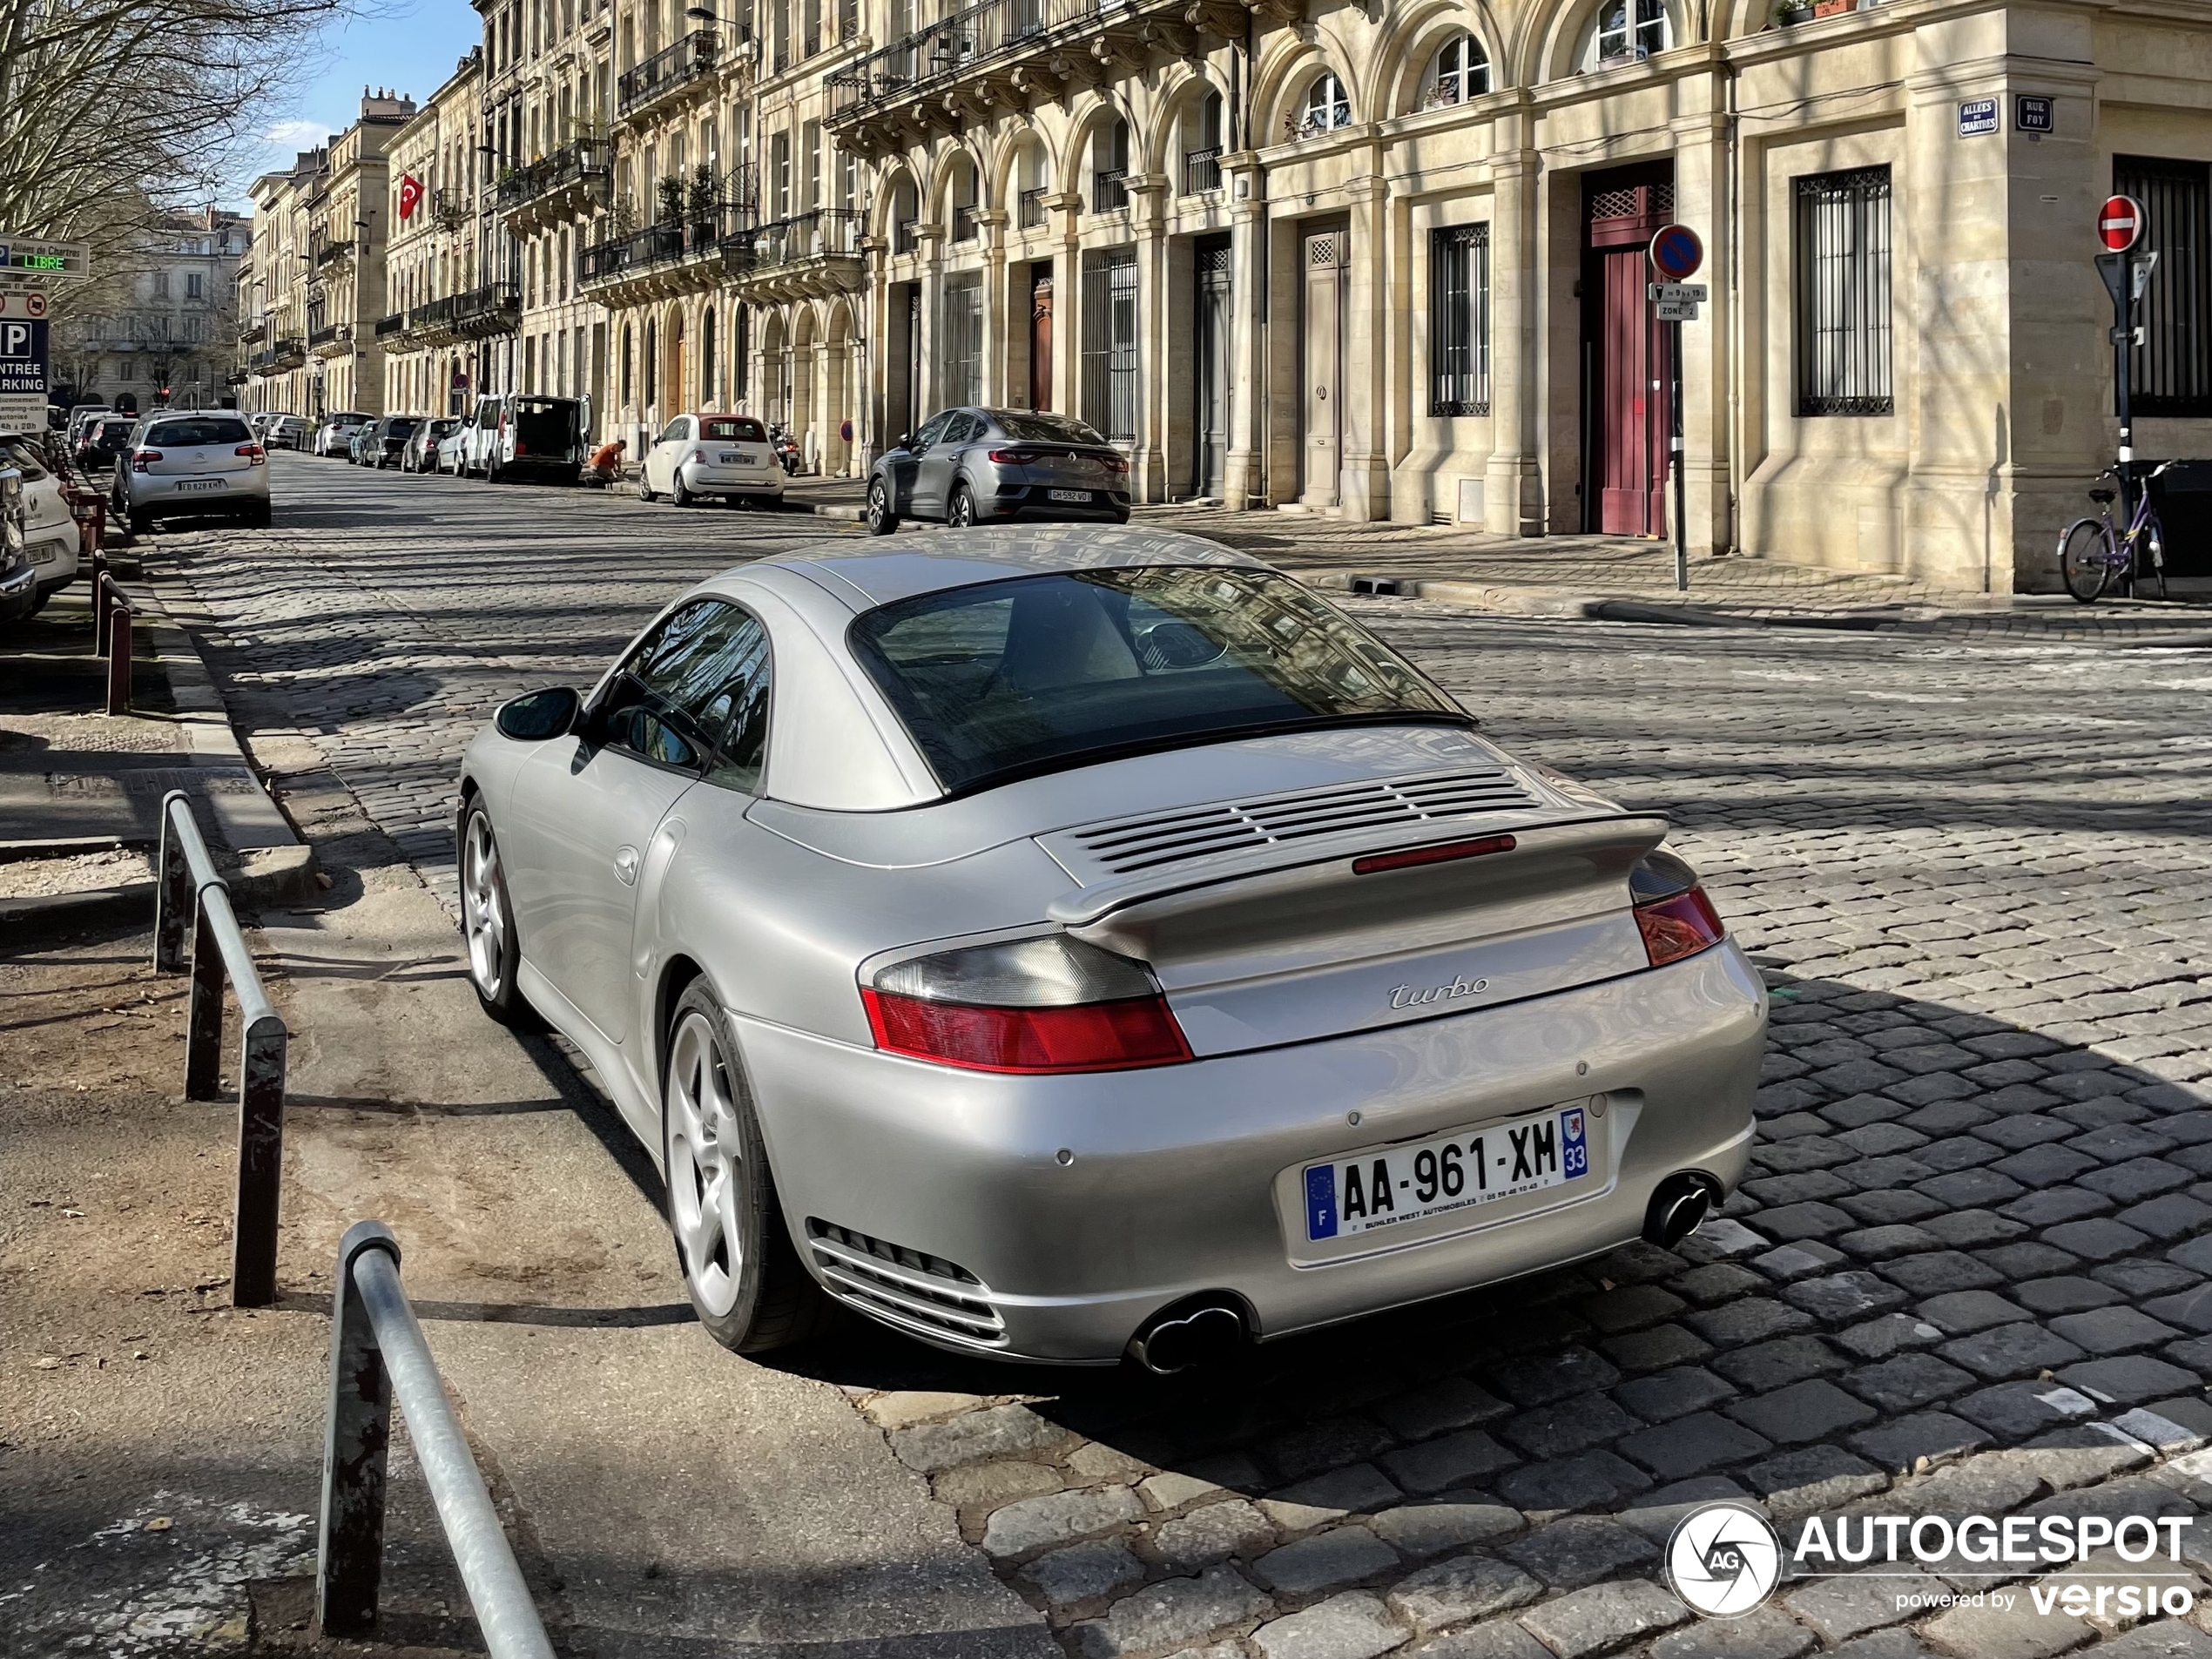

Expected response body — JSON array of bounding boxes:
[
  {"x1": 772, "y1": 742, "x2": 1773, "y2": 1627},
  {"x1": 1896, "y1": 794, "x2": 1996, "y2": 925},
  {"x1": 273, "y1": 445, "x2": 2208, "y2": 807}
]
[
  {"x1": 894, "y1": 217, "x2": 919, "y2": 253},
  {"x1": 252, "y1": 339, "x2": 305, "y2": 369},
  {"x1": 154, "y1": 792, "x2": 292, "y2": 1308},
  {"x1": 308, "y1": 323, "x2": 341, "y2": 348},
  {"x1": 314, "y1": 239, "x2": 356, "y2": 266},
  {"x1": 617, "y1": 29, "x2": 718, "y2": 116},
  {"x1": 952, "y1": 203, "x2": 981, "y2": 242},
  {"x1": 93, "y1": 555, "x2": 132, "y2": 714},
  {"x1": 826, "y1": 0, "x2": 1096, "y2": 115},
  {"x1": 1183, "y1": 145, "x2": 1222, "y2": 194},
  {"x1": 725, "y1": 207, "x2": 861, "y2": 274},
  {"x1": 1093, "y1": 167, "x2": 1128, "y2": 211},
  {"x1": 317, "y1": 1221, "x2": 553, "y2": 1655},
  {"x1": 1018, "y1": 186, "x2": 1048, "y2": 229},
  {"x1": 409, "y1": 294, "x2": 458, "y2": 331},
  {"x1": 495, "y1": 138, "x2": 613, "y2": 212},
  {"x1": 453, "y1": 281, "x2": 522, "y2": 326},
  {"x1": 374, "y1": 313, "x2": 407, "y2": 337}
]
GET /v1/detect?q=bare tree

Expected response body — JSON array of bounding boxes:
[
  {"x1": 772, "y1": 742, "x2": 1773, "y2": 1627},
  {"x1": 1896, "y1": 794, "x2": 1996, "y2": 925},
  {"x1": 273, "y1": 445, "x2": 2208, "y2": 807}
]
[{"x1": 0, "y1": 0, "x2": 374, "y2": 318}]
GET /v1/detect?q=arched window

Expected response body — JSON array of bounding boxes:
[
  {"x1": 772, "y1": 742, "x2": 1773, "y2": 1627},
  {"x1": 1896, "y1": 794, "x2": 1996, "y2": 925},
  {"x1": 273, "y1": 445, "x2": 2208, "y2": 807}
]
[
  {"x1": 1294, "y1": 72, "x2": 1351, "y2": 138},
  {"x1": 1092, "y1": 118, "x2": 1130, "y2": 210},
  {"x1": 1182, "y1": 89, "x2": 1224, "y2": 193},
  {"x1": 890, "y1": 176, "x2": 919, "y2": 253},
  {"x1": 949, "y1": 156, "x2": 979, "y2": 241},
  {"x1": 644, "y1": 317, "x2": 658, "y2": 405},
  {"x1": 703, "y1": 304, "x2": 718, "y2": 407},
  {"x1": 1428, "y1": 34, "x2": 1491, "y2": 106},
  {"x1": 1588, "y1": 0, "x2": 1669, "y2": 65}
]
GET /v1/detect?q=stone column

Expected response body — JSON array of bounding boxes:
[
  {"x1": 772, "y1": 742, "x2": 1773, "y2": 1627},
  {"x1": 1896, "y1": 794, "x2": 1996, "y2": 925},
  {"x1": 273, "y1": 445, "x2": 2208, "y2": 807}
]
[
  {"x1": 1672, "y1": 88, "x2": 1730, "y2": 559},
  {"x1": 1485, "y1": 123, "x2": 1542, "y2": 537},
  {"x1": 915, "y1": 224, "x2": 946, "y2": 414},
  {"x1": 1044, "y1": 190, "x2": 1083, "y2": 418},
  {"x1": 1339, "y1": 166, "x2": 1389, "y2": 523},
  {"x1": 978, "y1": 206, "x2": 1011, "y2": 406},
  {"x1": 1223, "y1": 152, "x2": 1265, "y2": 510},
  {"x1": 1129, "y1": 172, "x2": 1170, "y2": 502}
]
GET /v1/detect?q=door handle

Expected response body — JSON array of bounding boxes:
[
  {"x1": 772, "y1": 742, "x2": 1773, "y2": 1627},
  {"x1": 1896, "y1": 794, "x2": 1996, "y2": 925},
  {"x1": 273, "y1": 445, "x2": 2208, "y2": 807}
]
[{"x1": 613, "y1": 845, "x2": 641, "y2": 886}]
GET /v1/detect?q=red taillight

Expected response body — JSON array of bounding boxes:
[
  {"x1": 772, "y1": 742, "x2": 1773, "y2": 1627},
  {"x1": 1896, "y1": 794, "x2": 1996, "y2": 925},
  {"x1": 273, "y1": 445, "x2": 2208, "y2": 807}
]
[
  {"x1": 1354, "y1": 834, "x2": 1516, "y2": 875},
  {"x1": 132, "y1": 449, "x2": 162, "y2": 471},
  {"x1": 1635, "y1": 886, "x2": 1725, "y2": 968},
  {"x1": 987, "y1": 448, "x2": 1035, "y2": 465},
  {"x1": 692, "y1": 448, "x2": 710, "y2": 465},
  {"x1": 515, "y1": 440, "x2": 528, "y2": 455},
  {"x1": 1101, "y1": 453, "x2": 1130, "y2": 474},
  {"x1": 863, "y1": 988, "x2": 1190, "y2": 1073},
  {"x1": 862, "y1": 934, "x2": 1192, "y2": 1074},
  {"x1": 236, "y1": 443, "x2": 265, "y2": 464}
]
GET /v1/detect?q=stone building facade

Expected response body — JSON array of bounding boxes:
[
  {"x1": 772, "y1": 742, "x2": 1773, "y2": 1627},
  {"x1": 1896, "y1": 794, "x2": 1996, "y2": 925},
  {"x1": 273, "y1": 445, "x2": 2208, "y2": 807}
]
[
  {"x1": 381, "y1": 54, "x2": 494, "y2": 417},
  {"x1": 825, "y1": 0, "x2": 2212, "y2": 587},
  {"x1": 51, "y1": 209, "x2": 247, "y2": 412}
]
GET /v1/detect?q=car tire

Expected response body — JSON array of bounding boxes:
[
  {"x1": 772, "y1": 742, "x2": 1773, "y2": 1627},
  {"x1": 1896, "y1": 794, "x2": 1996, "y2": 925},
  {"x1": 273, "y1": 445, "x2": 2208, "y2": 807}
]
[
  {"x1": 246, "y1": 502, "x2": 273, "y2": 529},
  {"x1": 457, "y1": 800, "x2": 541, "y2": 1030},
  {"x1": 661, "y1": 979, "x2": 833, "y2": 1353},
  {"x1": 865, "y1": 478, "x2": 899, "y2": 536},
  {"x1": 128, "y1": 509, "x2": 155, "y2": 537},
  {"x1": 948, "y1": 484, "x2": 978, "y2": 528},
  {"x1": 671, "y1": 474, "x2": 693, "y2": 509}
]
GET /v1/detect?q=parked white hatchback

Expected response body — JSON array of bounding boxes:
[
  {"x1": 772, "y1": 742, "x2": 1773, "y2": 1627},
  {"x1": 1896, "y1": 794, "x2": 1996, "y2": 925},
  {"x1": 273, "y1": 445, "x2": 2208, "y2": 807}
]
[
  {"x1": 113, "y1": 412, "x2": 271, "y2": 533},
  {"x1": 0, "y1": 433, "x2": 82, "y2": 614},
  {"x1": 640, "y1": 413, "x2": 784, "y2": 507}
]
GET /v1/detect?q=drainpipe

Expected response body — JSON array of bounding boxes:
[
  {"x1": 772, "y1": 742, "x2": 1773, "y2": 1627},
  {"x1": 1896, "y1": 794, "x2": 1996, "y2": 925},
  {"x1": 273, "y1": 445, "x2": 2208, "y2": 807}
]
[{"x1": 1724, "y1": 57, "x2": 1742, "y2": 556}]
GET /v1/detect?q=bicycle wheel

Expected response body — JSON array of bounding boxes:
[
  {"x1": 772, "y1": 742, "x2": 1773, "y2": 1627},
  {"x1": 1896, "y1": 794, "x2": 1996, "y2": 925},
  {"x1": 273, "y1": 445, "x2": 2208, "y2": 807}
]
[
  {"x1": 2060, "y1": 519, "x2": 2114, "y2": 604},
  {"x1": 2145, "y1": 521, "x2": 2169, "y2": 601}
]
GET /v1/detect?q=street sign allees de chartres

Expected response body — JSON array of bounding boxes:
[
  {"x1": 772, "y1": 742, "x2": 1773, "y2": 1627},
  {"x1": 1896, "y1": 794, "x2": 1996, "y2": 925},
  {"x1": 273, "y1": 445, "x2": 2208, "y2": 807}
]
[
  {"x1": 2100, "y1": 194, "x2": 2145, "y2": 253},
  {"x1": 0, "y1": 237, "x2": 89, "y2": 280}
]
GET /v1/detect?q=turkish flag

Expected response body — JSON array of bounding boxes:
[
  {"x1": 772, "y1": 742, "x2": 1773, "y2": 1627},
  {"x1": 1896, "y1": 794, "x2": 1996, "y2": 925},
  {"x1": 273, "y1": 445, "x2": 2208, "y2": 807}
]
[{"x1": 398, "y1": 173, "x2": 424, "y2": 221}]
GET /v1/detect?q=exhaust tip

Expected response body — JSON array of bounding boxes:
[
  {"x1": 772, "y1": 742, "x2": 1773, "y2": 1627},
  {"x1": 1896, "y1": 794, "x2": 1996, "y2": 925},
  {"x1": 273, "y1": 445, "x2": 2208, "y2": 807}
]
[
  {"x1": 1643, "y1": 1172, "x2": 1720, "y2": 1249},
  {"x1": 1128, "y1": 1298, "x2": 1247, "y2": 1375}
]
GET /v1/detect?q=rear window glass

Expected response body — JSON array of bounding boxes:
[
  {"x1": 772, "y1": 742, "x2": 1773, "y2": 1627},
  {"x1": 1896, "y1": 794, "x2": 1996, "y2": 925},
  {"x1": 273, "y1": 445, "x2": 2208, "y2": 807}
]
[
  {"x1": 386, "y1": 419, "x2": 416, "y2": 436},
  {"x1": 95, "y1": 420, "x2": 135, "y2": 440},
  {"x1": 993, "y1": 412, "x2": 1110, "y2": 445},
  {"x1": 147, "y1": 418, "x2": 250, "y2": 446},
  {"x1": 700, "y1": 417, "x2": 768, "y2": 442},
  {"x1": 1, "y1": 439, "x2": 51, "y2": 481},
  {"x1": 849, "y1": 567, "x2": 1464, "y2": 795}
]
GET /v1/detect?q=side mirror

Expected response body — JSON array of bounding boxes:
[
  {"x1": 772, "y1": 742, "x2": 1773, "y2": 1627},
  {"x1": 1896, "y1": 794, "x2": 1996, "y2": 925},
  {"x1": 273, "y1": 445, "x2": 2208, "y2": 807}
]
[
  {"x1": 494, "y1": 685, "x2": 581, "y2": 741},
  {"x1": 896, "y1": 434, "x2": 914, "y2": 452}
]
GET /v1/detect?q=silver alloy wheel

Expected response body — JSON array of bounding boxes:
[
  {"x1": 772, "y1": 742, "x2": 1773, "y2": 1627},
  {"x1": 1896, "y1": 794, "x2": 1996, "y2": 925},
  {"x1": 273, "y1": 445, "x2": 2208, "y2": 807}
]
[
  {"x1": 666, "y1": 1010, "x2": 745, "y2": 1317},
  {"x1": 461, "y1": 811, "x2": 507, "y2": 998}
]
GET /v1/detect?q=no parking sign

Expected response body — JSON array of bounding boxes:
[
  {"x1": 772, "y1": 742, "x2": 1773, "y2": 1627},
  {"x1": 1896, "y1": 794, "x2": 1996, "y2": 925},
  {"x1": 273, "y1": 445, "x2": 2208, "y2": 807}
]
[{"x1": 1649, "y1": 224, "x2": 1703, "y2": 281}]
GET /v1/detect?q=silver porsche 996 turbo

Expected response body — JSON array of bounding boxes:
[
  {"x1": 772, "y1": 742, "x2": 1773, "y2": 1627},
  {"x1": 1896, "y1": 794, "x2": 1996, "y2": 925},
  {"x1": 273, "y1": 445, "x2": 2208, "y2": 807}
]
[{"x1": 455, "y1": 526, "x2": 1765, "y2": 1368}]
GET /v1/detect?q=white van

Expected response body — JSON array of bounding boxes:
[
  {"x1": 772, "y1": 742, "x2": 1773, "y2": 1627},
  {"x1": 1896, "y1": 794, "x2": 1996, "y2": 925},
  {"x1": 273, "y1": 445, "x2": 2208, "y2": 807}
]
[{"x1": 465, "y1": 395, "x2": 589, "y2": 485}]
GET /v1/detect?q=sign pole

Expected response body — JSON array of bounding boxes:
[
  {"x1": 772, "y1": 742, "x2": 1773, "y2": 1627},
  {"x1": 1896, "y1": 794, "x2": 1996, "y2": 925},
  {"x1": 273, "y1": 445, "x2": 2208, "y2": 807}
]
[
  {"x1": 2097, "y1": 194, "x2": 2147, "y2": 528},
  {"x1": 1671, "y1": 320, "x2": 1687, "y2": 592}
]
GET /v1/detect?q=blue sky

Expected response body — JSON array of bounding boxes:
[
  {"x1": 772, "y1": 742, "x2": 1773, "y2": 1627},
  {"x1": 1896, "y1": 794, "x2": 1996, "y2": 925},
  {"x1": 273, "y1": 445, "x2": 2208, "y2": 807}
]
[{"x1": 229, "y1": 0, "x2": 482, "y2": 201}]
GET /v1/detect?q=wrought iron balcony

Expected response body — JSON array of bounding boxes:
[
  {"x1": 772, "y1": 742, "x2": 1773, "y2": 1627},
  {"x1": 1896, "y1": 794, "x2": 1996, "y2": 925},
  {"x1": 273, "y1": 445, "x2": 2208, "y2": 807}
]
[
  {"x1": 314, "y1": 239, "x2": 356, "y2": 266},
  {"x1": 374, "y1": 313, "x2": 408, "y2": 338},
  {"x1": 251, "y1": 339, "x2": 305, "y2": 371},
  {"x1": 578, "y1": 204, "x2": 750, "y2": 299},
  {"x1": 308, "y1": 322, "x2": 341, "y2": 347},
  {"x1": 723, "y1": 209, "x2": 865, "y2": 301},
  {"x1": 579, "y1": 223, "x2": 686, "y2": 285},
  {"x1": 239, "y1": 318, "x2": 269, "y2": 346},
  {"x1": 895, "y1": 217, "x2": 919, "y2": 253},
  {"x1": 617, "y1": 30, "x2": 718, "y2": 119},
  {"x1": 953, "y1": 204, "x2": 981, "y2": 242},
  {"x1": 1182, "y1": 146, "x2": 1222, "y2": 194},
  {"x1": 451, "y1": 281, "x2": 521, "y2": 338},
  {"x1": 1018, "y1": 186, "x2": 1048, "y2": 228},
  {"x1": 1092, "y1": 168, "x2": 1128, "y2": 211},
  {"x1": 496, "y1": 138, "x2": 613, "y2": 219}
]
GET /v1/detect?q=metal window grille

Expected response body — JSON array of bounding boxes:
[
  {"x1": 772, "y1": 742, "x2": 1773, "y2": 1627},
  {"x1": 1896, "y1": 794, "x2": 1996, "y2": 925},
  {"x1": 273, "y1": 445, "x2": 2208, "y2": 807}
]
[
  {"x1": 1429, "y1": 223, "x2": 1490, "y2": 415},
  {"x1": 1093, "y1": 168, "x2": 1128, "y2": 212},
  {"x1": 1019, "y1": 187, "x2": 1047, "y2": 229},
  {"x1": 1794, "y1": 166, "x2": 1893, "y2": 416},
  {"x1": 2116, "y1": 156, "x2": 2212, "y2": 417},
  {"x1": 1082, "y1": 249, "x2": 1138, "y2": 442},
  {"x1": 944, "y1": 274, "x2": 983, "y2": 407},
  {"x1": 1183, "y1": 147, "x2": 1223, "y2": 195}
]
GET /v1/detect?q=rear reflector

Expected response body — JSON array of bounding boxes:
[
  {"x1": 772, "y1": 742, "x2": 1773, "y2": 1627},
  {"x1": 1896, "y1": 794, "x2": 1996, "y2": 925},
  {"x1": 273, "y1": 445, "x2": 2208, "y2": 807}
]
[
  {"x1": 1635, "y1": 886, "x2": 1726, "y2": 968},
  {"x1": 1354, "y1": 834, "x2": 1516, "y2": 875},
  {"x1": 863, "y1": 987, "x2": 1190, "y2": 1074}
]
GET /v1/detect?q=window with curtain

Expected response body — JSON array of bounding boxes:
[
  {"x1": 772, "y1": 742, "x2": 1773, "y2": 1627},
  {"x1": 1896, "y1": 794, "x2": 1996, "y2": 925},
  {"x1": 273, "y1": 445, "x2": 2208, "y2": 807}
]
[
  {"x1": 2115, "y1": 155, "x2": 2212, "y2": 416},
  {"x1": 1794, "y1": 165, "x2": 1893, "y2": 415},
  {"x1": 1296, "y1": 72, "x2": 1350, "y2": 137},
  {"x1": 1593, "y1": 0, "x2": 1667, "y2": 63},
  {"x1": 1429, "y1": 35, "x2": 1490, "y2": 105},
  {"x1": 1429, "y1": 223, "x2": 1490, "y2": 415}
]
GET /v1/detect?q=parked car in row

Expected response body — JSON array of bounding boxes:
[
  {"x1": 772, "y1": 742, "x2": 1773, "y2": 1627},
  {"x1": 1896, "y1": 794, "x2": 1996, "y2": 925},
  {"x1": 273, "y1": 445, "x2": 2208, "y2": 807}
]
[
  {"x1": 111, "y1": 411, "x2": 270, "y2": 534},
  {"x1": 313, "y1": 413, "x2": 371, "y2": 457},
  {"x1": 66, "y1": 406, "x2": 111, "y2": 450},
  {"x1": 352, "y1": 415, "x2": 420, "y2": 469},
  {"x1": 404, "y1": 417, "x2": 461, "y2": 472},
  {"x1": 76, "y1": 415, "x2": 139, "y2": 472},
  {"x1": 0, "y1": 432, "x2": 83, "y2": 615},
  {"x1": 459, "y1": 394, "x2": 590, "y2": 485},
  {"x1": 638, "y1": 414, "x2": 784, "y2": 507},
  {"x1": 866, "y1": 408, "x2": 1131, "y2": 535}
]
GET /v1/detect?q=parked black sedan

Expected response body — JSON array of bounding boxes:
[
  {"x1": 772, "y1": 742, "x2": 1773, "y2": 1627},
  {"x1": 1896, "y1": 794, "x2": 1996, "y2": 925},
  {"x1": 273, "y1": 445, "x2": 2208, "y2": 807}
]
[{"x1": 865, "y1": 408, "x2": 1131, "y2": 535}]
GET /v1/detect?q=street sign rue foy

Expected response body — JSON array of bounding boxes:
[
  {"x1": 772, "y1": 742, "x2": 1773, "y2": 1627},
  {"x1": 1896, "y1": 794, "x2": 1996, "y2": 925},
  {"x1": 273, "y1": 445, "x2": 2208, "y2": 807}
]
[{"x1": 1649, "y1": 225, "x2": 1703, "y2": 281}]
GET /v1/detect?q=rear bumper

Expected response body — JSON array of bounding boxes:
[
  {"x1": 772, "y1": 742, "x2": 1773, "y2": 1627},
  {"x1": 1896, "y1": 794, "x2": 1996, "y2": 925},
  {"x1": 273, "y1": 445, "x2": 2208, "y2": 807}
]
[
  {"x1": 0, "y1": 562, "x2": 38, "y2": 621},
  {"x1": 736, "y1": 940, "x2": 1765, "y2": 1362},
  {"x1": 678, "y1": 462, "x2": 783, "y2": 496},
  {"x1": 981, "y1": 485, "x2": 1132, "y2": 521}
]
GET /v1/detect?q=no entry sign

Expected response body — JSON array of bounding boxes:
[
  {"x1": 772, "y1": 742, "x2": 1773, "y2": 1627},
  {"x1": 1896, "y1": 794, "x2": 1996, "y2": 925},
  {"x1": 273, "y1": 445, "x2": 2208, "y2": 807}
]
[
  {"x1": 1649, "y1": 224, "x2": 1703, "y2": 281},
  {"x1": 2099, "y1": 195, "x2": 2145, "y2": 253}
]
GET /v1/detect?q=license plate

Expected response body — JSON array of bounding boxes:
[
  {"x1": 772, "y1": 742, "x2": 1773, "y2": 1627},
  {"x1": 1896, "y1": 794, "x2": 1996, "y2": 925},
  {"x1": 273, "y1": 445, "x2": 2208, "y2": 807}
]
[
  {"x1": 1049, "y1": 489, "x2": 1091, "y2": 503},
  {"x1": 1303, "y1": 1103, "x2": 1591, "y2": 1241},
  {"x1": 174, "y1": 479, "x2": 225, "y2": 492}
]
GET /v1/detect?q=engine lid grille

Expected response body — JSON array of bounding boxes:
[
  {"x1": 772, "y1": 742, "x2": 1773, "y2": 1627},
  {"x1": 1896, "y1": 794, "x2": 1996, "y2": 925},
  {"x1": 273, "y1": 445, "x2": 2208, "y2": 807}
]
[{"x1": 1040, "y1": 767, "x2": 1539, "y2": 883}]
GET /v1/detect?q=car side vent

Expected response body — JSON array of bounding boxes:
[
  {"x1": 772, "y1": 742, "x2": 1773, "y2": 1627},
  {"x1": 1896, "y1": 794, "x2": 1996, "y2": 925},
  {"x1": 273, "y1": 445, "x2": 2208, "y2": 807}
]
[
  {"x1": 1055, "y1": 768, "x2": 1538, "y2": 878},
  {"x1": 806, "y1": 1219, "x2": 1008, "y2": 1348}
]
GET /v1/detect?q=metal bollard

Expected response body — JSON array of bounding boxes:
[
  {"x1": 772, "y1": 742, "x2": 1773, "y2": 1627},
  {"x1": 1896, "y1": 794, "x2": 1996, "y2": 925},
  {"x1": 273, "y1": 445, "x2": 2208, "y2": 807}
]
[
  {"x1": 318, "y1": 1222, "x2": 398, "y2": 1635},
  {"x1": 91, "y1": 553, "x2": 110, "y2": 649},
  {"x1": 105, "y1": 590, "x2": 132, "y2": 716}
]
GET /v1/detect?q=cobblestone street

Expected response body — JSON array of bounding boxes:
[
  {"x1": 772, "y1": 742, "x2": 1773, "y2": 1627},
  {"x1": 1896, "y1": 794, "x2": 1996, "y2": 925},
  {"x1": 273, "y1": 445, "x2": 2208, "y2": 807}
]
[{"x1": 160, "y1": 456, "x2": 2212, "y2": 1658}]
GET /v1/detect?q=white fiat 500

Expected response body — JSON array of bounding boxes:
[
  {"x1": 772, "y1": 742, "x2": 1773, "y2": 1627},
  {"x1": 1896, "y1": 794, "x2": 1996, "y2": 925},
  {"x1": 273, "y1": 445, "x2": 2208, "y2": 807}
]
[
  {"x1": 640, "y1": 414, "x2": 785, "y2": 508},
  {"x1": 455, "y1": 529, "x2": 1764, "y2": 1368}
]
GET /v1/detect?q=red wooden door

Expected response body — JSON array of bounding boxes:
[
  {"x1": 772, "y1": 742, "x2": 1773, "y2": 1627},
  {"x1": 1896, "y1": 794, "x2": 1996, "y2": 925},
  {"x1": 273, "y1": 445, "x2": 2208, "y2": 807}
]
[
  {"x1": 1598, "y1": 248, "x2": 1669, "y2": 536},
  {"x1": 1030, "y1": 272, "x2": 1054, "y2": 412}
]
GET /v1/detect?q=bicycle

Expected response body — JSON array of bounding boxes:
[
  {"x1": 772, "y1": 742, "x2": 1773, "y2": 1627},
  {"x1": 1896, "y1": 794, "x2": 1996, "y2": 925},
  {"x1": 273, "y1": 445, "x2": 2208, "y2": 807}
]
[{"x1": 2058, "y1": 460, "x2": 2172, "y2": 603}]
